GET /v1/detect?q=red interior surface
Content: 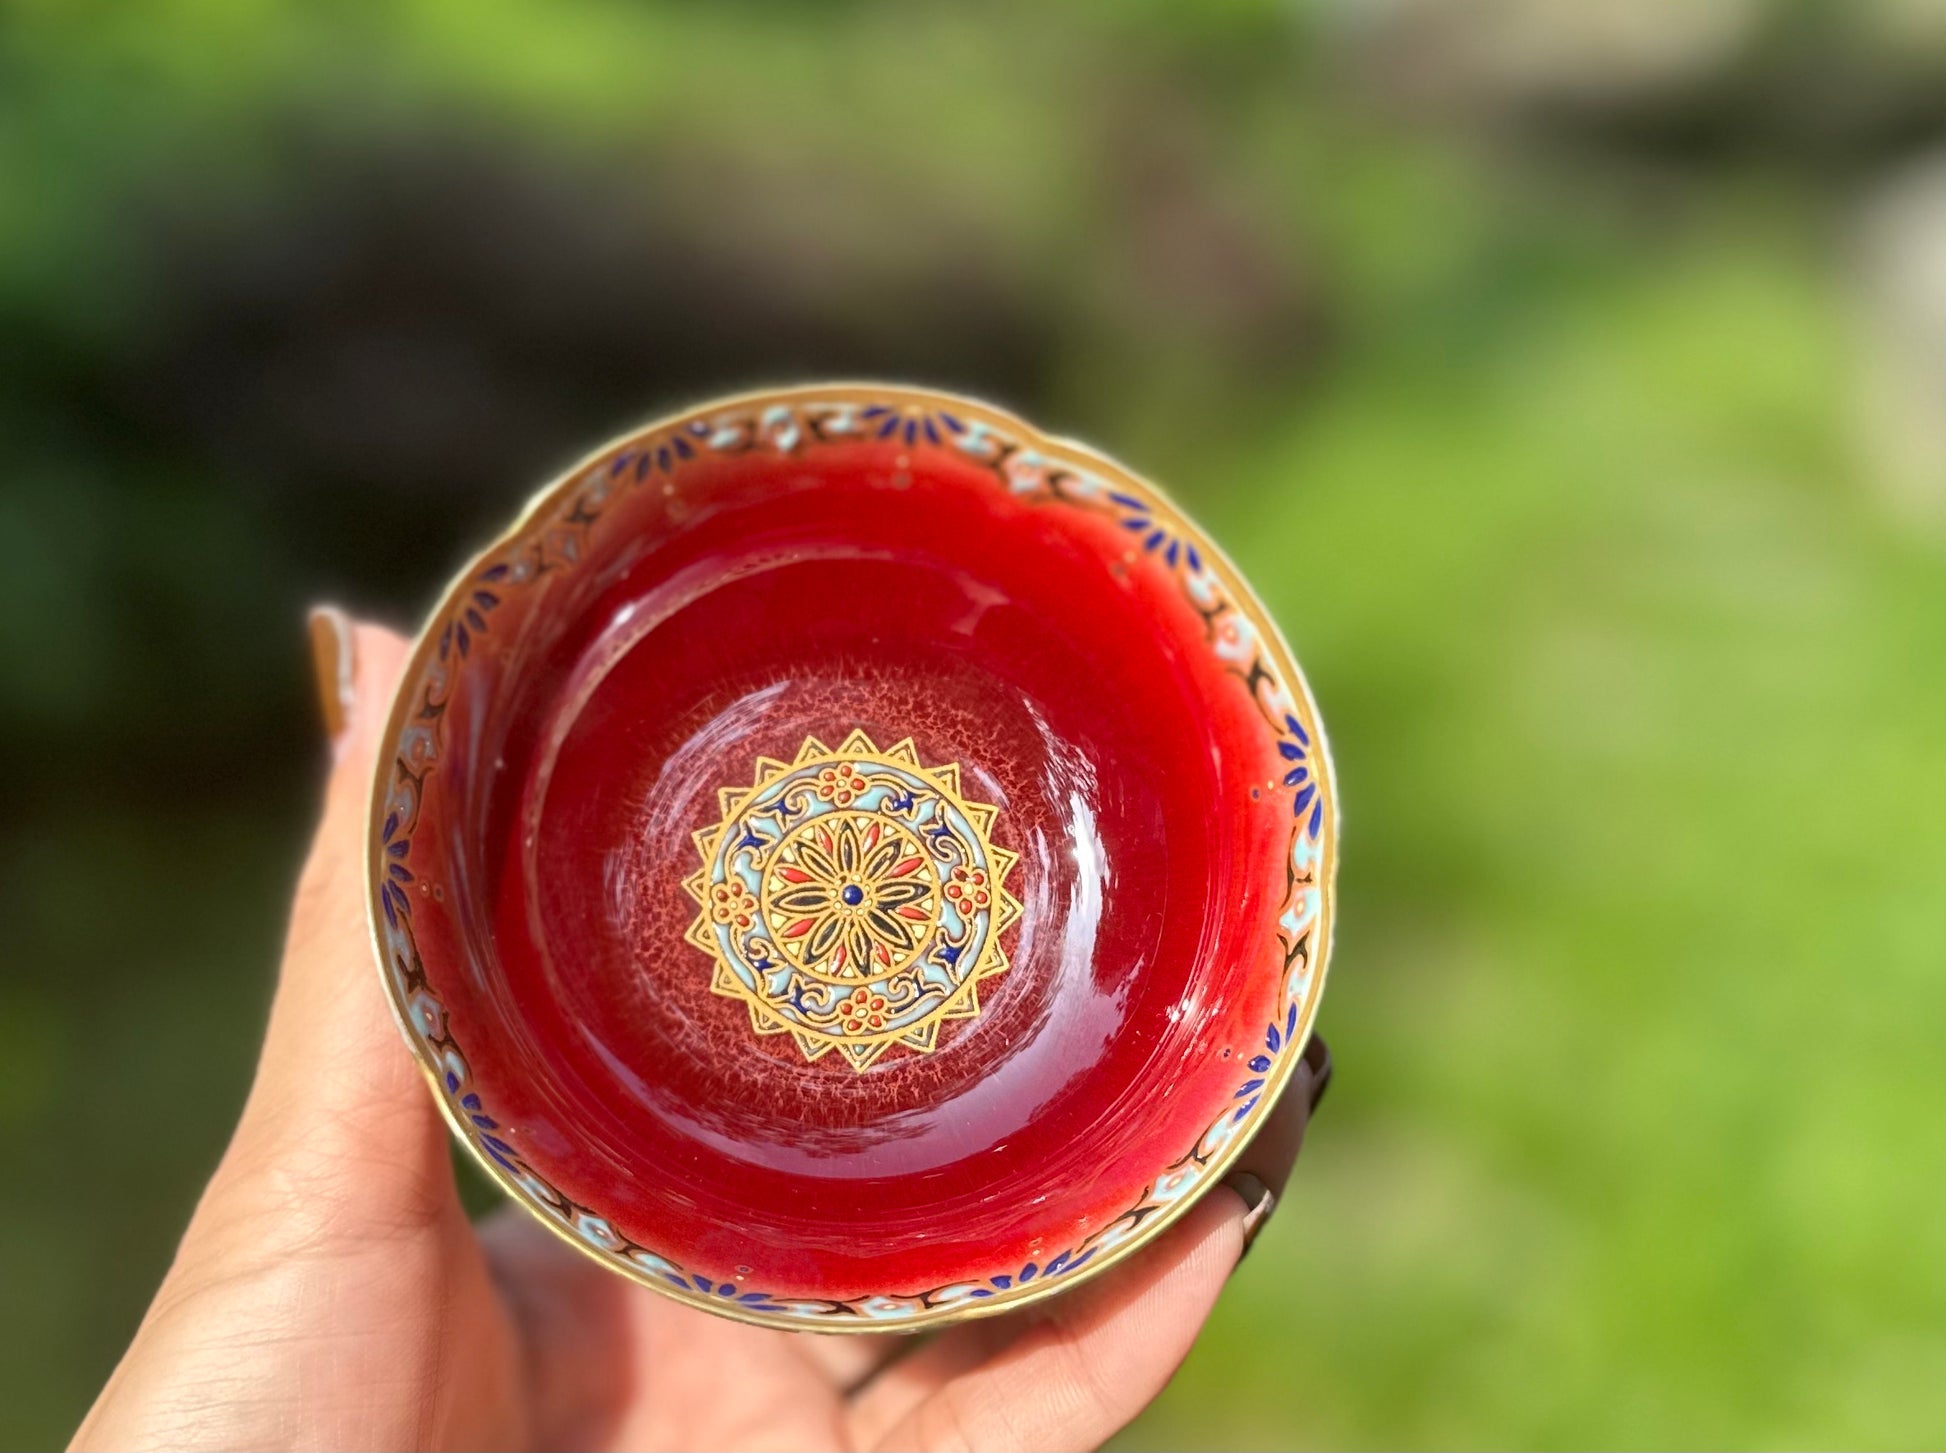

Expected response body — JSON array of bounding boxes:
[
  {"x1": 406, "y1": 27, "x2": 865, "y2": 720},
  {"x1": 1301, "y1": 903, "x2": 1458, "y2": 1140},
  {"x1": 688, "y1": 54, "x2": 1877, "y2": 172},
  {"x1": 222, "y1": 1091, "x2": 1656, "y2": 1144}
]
[{"x1": 416, "y1": 438, "x2": 1294, "y2": 1299}]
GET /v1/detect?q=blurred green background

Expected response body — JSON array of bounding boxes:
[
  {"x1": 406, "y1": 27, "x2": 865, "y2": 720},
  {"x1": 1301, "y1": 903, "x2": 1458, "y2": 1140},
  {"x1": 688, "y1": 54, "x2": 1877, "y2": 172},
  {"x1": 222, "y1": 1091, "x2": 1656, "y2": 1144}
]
[{"x1": 2, "y1": 2, "x2": 1943, "y2": 1447}]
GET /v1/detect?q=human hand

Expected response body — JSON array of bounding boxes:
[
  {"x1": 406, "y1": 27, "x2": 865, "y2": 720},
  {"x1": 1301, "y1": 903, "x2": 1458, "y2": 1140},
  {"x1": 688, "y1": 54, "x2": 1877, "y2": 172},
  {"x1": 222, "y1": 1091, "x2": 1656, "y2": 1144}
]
[{"x1": 72, "y1": 609, "x2": 1331, "y2": 1453}]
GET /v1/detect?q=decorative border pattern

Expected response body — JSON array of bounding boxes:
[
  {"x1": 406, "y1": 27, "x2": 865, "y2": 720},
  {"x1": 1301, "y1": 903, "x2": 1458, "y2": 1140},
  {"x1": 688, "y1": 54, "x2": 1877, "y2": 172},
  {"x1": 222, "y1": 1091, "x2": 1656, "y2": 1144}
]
[{"x1": 367, "y1": 384, "x2": 1335, "y2": 1330}]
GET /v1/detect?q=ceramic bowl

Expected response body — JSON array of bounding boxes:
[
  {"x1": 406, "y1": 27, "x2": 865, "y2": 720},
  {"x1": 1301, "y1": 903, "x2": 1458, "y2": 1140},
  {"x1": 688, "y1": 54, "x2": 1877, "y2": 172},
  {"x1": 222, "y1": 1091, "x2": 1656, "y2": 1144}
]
[{"x1": 366, "y1": 383, "x2": 1336, "y2": 1330}]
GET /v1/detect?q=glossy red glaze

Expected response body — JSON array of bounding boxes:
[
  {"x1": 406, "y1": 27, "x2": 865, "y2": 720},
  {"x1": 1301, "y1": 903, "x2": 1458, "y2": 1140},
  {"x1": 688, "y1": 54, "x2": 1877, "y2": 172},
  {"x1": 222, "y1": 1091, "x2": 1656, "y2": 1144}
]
[{"x1": 403, "y1": 430, "x2": 1298, "y2": 1302}]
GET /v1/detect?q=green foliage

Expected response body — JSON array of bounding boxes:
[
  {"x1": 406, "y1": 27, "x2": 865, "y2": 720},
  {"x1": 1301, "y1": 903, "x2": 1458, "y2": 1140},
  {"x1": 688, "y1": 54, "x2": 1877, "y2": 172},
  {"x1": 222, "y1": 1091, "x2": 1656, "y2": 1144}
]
[{"x1": 1, "y1": 3, "x2": 1940, "y2": 1447}]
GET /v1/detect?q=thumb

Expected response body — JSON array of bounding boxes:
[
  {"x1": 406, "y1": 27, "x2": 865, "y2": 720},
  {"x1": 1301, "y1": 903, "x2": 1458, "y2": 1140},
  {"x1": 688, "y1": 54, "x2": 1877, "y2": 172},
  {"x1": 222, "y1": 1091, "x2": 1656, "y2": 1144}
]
[{"x1": 194, "y1": 608, "x2": 462, "y2": 1254}]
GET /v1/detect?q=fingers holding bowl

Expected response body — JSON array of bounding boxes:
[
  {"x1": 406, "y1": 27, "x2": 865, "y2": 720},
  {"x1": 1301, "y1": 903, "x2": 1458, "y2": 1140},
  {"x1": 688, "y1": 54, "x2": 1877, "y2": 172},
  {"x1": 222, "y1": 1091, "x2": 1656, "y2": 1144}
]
[
  {"x1": 844, "y1": 1035, "x2": 1330, "y2": 1451},
  {"x1": 255, "y1": 612, "x2": 421, "y2": 1123},
  {"x1": 199, "y1": 613, "x2": 456, "y2": 1250},
  {"x1": 69, "y1": 614, "x2": 510, "y2": 1453},
  {"x1": 845, "y1": 1194, "x2": 1244, "y2": 1452},
  {"x1": 1222, "y1": 1031, "x2": 1331, "y2": 1256}
]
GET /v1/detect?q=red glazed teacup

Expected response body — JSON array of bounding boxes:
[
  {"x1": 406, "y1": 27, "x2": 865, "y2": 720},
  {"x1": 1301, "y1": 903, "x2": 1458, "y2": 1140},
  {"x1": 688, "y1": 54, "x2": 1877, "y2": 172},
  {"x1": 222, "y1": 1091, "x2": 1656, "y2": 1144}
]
[{"x1": 366, "y1": 384, "x2": 1336, "y2": 1330}]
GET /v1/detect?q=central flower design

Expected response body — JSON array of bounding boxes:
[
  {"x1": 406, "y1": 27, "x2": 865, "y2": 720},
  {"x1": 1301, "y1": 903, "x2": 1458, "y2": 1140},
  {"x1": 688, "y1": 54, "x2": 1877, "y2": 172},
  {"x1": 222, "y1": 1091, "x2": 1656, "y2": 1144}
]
[
  {"x1": 682, "y1": 730, "x2": 1020, "y2": 1070},
  {"x1": 764, "y1": 814, "x2": 934, "y2": 978}
]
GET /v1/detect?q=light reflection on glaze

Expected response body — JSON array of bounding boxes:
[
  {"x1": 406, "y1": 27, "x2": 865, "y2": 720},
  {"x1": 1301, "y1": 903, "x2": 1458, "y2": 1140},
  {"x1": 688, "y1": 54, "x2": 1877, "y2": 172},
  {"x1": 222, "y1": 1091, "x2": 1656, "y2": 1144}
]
[
  {"x1": 463, "y1": 449, "x2": 1256, "y2": 1284},
  {"x1": 496, "y1": 545, "x2": 1188, "y2": 1193}
]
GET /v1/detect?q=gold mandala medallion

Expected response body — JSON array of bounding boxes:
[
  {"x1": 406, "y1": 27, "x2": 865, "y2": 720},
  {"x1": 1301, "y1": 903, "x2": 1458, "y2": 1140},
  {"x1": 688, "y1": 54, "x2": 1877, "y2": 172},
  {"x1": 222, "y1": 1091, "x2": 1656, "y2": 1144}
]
[{"x1": 683, "y1": 731, "x2": 1020, "y2": 1069}]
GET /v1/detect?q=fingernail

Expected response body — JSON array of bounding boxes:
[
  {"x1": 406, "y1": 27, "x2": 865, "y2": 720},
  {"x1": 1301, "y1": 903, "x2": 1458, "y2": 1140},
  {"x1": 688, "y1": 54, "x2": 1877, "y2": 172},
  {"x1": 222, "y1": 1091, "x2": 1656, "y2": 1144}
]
[
  {"x1": 1222, "y1": 1169, "x2": 1276, "y2": 1259},
  {"x1": 1303, "y1": 1034, "x2": 1332, "y2": 1113},
  {"x1": 307, "y1": 606, "x2": 356, "y2": 750}
]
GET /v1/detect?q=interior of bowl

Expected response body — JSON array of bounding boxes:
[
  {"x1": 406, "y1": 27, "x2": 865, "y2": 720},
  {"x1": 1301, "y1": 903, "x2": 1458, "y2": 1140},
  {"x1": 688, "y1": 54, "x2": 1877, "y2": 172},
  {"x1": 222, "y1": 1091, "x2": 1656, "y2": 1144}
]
[{"x1": 370, "y1": 386, "x2": 1333, "y2": 1326}]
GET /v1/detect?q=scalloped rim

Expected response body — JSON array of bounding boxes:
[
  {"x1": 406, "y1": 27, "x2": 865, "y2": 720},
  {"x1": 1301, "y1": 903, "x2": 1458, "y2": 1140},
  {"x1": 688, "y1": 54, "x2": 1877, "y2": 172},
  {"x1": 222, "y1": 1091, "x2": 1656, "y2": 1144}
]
[{"x1": 364, "y1": 382, "x2": 1338, "y2": 1332}]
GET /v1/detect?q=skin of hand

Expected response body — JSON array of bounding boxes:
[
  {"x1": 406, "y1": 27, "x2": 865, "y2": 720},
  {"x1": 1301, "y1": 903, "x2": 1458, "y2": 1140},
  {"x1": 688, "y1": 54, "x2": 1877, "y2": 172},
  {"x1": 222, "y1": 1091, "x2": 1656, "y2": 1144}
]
[{"x1": 70, "y1": 609, "x2": 1331, "y2": 1453}]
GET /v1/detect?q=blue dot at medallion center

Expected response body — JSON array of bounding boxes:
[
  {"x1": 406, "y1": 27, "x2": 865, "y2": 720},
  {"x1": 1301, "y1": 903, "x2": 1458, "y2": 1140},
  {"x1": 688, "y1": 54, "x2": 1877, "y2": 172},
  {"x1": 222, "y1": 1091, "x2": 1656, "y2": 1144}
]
[{"x1": 841, "y1": 884, "x2": 865, "y2": 906}]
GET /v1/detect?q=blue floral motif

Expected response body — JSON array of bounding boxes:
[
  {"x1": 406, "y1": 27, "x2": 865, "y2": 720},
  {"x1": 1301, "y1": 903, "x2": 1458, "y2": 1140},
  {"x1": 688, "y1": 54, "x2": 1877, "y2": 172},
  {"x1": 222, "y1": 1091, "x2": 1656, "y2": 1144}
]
[
  {"x1": 1109, "y1": 491, "x2": 1204, "y2": 572},
  {"x1": 1278, "y1": 713, "x2": 1324, "y2": 842},
  {"x1": 856, "y1": 402, "x2": 965, "y2": 446},
  {"x1": 434, "y1": 585, "x2": 502, "y2": 662},
  {"x1": 1232, "y1": 1001, "x2": 1304, "y2": 1124},
  {"x1": 612, "y1": 420, "x2": 707, "y2": 479}
]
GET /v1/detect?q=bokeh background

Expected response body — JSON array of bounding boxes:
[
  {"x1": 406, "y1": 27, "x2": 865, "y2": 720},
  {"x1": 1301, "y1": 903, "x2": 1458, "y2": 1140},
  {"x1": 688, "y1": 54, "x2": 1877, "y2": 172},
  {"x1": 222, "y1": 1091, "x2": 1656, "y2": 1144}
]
[{"x1": 3, "y1": 2, "x2": 1943, "y2": 1447}]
